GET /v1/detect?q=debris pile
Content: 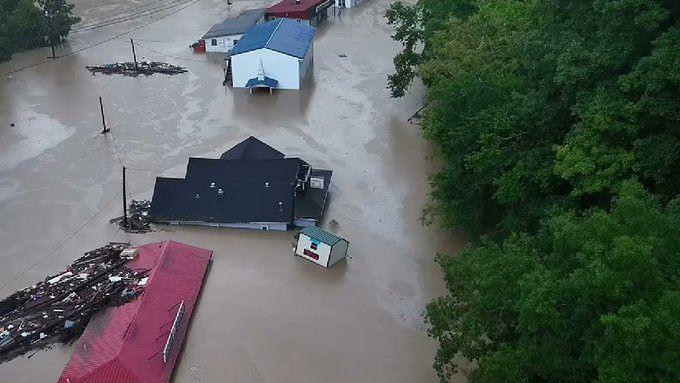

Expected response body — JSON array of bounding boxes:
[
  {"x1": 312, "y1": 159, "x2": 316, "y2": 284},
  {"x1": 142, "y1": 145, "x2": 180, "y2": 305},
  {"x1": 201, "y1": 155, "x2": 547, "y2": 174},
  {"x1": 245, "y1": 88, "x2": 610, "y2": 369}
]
[
  {"x1": 86, "y1": 61, "x2": 187, "y2": 76},
  {"x1": 115, "y1": 199, "x2": 153, "y2": 233},
  {"x1": 0, "y1": 243, "x2": 148, "y2": 364}
]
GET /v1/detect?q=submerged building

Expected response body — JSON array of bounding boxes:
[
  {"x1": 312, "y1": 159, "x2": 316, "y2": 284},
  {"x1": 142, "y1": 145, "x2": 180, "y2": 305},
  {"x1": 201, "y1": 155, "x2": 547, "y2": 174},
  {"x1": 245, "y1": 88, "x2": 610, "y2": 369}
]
[
  {"x1": 150, "y1": 137, "x2": 332, "y2": 231},
  {"x1": 202, "y1": 8, "x2": 266, "y2": 53},
  {"x1": 230, "y1": 18, "x2": 315, "y2": 91},
  {"x1": 57, "y1": 241, "x2": 212, "y2": 383},
  {"x1": 266, "y1": 0, "x2": 332, "y2": 26}
]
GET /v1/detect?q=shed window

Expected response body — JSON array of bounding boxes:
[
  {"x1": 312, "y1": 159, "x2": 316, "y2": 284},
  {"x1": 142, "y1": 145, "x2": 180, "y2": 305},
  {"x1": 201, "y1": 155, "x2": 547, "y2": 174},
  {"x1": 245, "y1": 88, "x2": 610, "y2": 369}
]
[
  {"x1": 310, "y1": 242, "x2": 318, "y2": 250},
  {"x1": 211, "y1": 39, "x2": 217, "y2": 46},
  {"x1": 303, "y1": 249, "x2": 319, "y2": 260}
]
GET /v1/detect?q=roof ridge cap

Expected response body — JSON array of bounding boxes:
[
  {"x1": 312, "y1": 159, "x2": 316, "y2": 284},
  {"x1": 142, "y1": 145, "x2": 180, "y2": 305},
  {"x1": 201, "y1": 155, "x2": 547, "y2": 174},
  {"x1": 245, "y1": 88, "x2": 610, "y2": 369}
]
[{"x1": 264, "y1": 19, "x2": 284, "y2": 50}]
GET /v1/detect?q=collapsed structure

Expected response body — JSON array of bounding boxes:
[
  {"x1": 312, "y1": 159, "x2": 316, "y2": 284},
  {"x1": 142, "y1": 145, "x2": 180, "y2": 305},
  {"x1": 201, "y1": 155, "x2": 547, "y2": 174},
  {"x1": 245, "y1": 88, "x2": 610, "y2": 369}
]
[
  {"x1": 57, "y1": 241, "x2": 212, "y2": 383},
  {"x1": 0, "y1": 244, "x2": 146, "y2": 364},
  {"x1": 150, "y1": 136, "x2": 332, "y2": 231}
]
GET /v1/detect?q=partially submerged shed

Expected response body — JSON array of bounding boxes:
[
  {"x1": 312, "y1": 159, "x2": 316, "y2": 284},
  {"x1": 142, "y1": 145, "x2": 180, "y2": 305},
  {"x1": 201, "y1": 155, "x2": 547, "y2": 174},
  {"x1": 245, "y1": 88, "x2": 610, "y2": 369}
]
[
  {"x1": 295, "y1": 226, "x2": 348, "y2": 268},
  {"x1": 57, "y1": 241, "x2": 212, "y2": 383}
]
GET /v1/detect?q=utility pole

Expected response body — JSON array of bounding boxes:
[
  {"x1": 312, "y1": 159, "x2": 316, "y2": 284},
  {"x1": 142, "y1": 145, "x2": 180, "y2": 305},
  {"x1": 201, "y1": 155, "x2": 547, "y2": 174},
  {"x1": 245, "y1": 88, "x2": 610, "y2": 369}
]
[
  {"x1": 130, "y1": 38, "x2": 138, "y2": 70},
  {"x1": 99, "y1": 97, "x2": 110, "y2": 134},
  {"x1": 122, "y1": 166, "x2": 128, "y2": 228},
  {"x1": 46, "y1": 11, "x2": 56, "y2": 58}
]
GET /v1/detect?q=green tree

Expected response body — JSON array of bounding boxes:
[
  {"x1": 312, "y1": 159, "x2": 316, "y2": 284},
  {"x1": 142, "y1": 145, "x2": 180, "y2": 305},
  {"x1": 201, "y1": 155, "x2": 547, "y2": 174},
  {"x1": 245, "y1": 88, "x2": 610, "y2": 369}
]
[
  {"x1": 0, "y1": 0, "x2": 78, "y2": 62},
  {"x1": 425, "y1": 181, "x2": 680, "y2": 382},
  {"x1": 40, "y1": 0, "x2": 79, "y2": 48},
  {"x1": 387, "y1": 0, "x2": 680, "y2": 235}
]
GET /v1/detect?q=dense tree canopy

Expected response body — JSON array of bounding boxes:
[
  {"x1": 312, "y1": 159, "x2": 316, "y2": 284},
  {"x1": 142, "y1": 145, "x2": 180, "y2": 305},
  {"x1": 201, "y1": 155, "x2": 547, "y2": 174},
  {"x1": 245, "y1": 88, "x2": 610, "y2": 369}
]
[
  {"x1": 426, "y1": 181, "x2": 680, "y2": 382},
  {"x1": 387, "y1": 0, "x2": 680, "y2": 381},
  {"x1": 0, "y1": 0, "x2": 79, "y2": 61}
]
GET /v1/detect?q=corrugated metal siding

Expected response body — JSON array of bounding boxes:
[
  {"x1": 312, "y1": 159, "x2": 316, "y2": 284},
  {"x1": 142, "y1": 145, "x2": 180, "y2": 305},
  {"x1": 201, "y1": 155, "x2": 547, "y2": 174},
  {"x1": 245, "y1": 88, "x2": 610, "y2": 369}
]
[{"x1": 57, "y1": 241, "x2": 212, "y2": 383}]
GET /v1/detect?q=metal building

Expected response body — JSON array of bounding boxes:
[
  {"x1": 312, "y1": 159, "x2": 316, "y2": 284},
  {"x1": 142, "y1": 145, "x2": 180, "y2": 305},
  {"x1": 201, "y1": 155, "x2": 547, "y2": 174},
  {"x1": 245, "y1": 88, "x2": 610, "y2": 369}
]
[
  {"x1": 57, "y1": 241, "x2": 212, "y2": 383},
  {"x1": 230, "y1": 18, "x2": 315, "y2": 91}
]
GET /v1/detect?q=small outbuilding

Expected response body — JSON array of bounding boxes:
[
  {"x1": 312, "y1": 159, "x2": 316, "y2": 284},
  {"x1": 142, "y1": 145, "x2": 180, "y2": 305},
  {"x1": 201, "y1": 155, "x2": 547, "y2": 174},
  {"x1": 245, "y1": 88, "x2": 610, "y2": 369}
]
[
  {"x1": 230, "y1": 18, "x2": 315, "y2": 91},
  {"x1": 202, "y1": 8, "x2": 266, "y2": 53},
  {"x1": 295, "y1": 226, "x2": 348, "y2": 268},
  {"x1": 266, "y1": 0, "x2": 332, "y2": 26}
]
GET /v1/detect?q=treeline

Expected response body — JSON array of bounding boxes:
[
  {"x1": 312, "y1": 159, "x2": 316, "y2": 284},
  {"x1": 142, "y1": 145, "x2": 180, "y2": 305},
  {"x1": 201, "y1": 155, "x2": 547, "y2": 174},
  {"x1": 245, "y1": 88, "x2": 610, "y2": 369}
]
[
  {"x1": 0, "y1": 0, "x2": 79, "y2": 61},
  {"x1": 387, "y1": 0, "x2": 680, "y2": 382}
]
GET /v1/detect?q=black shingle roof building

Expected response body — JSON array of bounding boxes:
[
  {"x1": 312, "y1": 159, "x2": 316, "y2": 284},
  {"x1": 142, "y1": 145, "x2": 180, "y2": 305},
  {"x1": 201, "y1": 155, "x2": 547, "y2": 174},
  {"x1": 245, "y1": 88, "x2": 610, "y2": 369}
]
[{"x1": 150, "y1": 137, "x2": 332, "y2": 231}]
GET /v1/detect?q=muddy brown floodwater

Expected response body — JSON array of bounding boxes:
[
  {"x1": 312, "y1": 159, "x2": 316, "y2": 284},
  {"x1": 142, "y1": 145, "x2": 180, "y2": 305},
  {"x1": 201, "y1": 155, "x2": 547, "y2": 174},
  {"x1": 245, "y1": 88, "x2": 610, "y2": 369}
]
[{"x1": 0, "y1": 0, "x2": 467, "y2": 381}]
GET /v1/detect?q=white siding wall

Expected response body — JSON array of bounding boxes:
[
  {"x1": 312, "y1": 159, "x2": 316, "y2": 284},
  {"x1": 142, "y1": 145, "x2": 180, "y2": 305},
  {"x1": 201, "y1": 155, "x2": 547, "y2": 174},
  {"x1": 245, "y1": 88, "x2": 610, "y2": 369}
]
[
  {"x1": 299, "y1": 43, "x2": 314, "y2": 85},
  {"x1": 296, "y1": 233, "x2": 332, "y2": 267},
  {"x1": 231, "y1": 48, "x2": 304, "y2": 90},
  {"x1": 335, "y1": 0, "x2": 363, "y2": 8},
  {"x1": 328, "y1": 240, "x2": 348, "y2": 267},
  {"x1": 205, "y1": 34, "x2": 243, "y2": 53}
]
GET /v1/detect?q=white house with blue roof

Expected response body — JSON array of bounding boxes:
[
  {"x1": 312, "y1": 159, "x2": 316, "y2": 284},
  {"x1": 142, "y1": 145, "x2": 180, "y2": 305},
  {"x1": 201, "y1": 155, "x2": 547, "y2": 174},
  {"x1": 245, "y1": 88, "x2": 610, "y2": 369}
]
[{"x1": 230, "y1": 18, "x2": 315, "y2": 91}]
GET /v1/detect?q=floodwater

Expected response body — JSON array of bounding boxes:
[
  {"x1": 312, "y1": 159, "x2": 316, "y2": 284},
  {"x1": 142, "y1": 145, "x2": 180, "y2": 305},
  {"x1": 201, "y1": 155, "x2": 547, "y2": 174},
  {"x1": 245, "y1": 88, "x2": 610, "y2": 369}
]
[{"x1": 0, "y1": 0, "x2": 466, "y2": 382}]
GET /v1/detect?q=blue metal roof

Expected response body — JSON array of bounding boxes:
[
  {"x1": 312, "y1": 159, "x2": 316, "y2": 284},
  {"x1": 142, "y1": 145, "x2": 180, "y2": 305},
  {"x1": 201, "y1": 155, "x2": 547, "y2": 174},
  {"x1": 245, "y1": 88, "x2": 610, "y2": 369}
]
[
  {"x1": 245, "y1": 76, "x2": 279, "y2": 88},
  {"x1": 230, "y1": 19, "x2": 315, "y2": 59},
  {"x1": 300, "y1": 226, "x2": 344, "y2": 246}
]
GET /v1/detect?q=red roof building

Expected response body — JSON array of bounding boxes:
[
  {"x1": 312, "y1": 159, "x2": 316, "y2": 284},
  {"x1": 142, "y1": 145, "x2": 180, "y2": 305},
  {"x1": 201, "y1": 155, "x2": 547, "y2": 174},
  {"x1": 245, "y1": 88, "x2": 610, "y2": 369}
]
[
  {"x1": 266, "y1": 0, "x2": 332, "y2": 26},
  {"x1": 57, "y1": 241, "x2": 212, "y2": 383}
]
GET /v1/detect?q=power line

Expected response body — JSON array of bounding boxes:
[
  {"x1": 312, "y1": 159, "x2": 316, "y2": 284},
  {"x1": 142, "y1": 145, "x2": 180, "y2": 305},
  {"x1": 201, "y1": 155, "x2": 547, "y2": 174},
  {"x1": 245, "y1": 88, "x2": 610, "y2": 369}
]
[
  {"x1": 74, "y1": 0, "x2": 170, "y2": 26},
  {"x1": 0, "y1": 0, "x2": 201, "y2": 78},
  {"x1": 0, "y1": 189, "x2": 122, "y2": 293},
  {"x1": 70, "y1": 0, "x2": 195, "y2": 33},
  {"x1": 134, "y1": 42, "x2": 211, "y2": 63}
]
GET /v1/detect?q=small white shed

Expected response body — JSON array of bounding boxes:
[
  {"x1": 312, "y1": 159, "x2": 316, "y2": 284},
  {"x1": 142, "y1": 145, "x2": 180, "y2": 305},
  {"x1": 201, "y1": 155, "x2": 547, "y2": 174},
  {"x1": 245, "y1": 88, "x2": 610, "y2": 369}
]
[
  {"x1": 230, "y1": 18, "x2": 315, "y2": 91},
  {"x1": 295, "y1": 226, "x2": 348, "y2": 268}
]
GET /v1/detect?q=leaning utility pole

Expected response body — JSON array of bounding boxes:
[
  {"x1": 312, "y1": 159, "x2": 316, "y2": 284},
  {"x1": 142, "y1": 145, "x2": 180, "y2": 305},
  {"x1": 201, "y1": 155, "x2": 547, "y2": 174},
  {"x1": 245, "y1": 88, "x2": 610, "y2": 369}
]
[
  {"x1": 46, "y1": 11, "x2": 56, "y2": 58},
  {"x1": 99, "y1": 97, "x2": 110, "y2": 134},
  {"x1": 130, "y1": 38, "x2": 138, "y2": 70},
  {"x1": 122, "y1": 166, "x2": 128, "y2": 228}
]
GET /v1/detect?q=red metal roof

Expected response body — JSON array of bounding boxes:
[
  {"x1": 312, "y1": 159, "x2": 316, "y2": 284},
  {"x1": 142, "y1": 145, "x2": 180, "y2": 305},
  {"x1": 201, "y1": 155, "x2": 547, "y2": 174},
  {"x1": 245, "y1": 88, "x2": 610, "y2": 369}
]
[
  {"x1": 57, "y1": 241, "x2": 212, "y2": 383},
  {"x1": 266, "y1": 0, "x2": 330, "y2": 19}
]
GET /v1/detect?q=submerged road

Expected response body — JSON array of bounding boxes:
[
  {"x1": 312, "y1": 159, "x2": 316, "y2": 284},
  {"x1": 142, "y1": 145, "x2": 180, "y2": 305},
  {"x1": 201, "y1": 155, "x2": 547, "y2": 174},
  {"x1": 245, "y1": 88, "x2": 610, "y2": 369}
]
[{"x1": 0, "y1": 0, "x2": 465, "y2": 381}]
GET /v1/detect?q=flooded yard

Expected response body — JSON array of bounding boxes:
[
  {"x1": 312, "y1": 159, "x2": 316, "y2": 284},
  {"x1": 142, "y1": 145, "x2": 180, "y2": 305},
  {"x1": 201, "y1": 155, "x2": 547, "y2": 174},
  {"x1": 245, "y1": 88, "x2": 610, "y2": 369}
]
[{"x1": 0, "y1": 0, "x2": 464, "y2": 381}]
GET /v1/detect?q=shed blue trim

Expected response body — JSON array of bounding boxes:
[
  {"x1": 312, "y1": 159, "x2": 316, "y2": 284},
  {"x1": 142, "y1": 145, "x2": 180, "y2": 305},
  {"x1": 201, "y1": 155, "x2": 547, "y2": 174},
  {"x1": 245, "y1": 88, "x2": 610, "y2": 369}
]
[
  {"x1": 230, "y1": 18, "x2": 315, "y2": 59},
  {"x1": 300, "y1": 226, "x2": 344, "y2": 246},
  {"x1": 245, "y1": 76, "x2": 279, "y2": 88}
]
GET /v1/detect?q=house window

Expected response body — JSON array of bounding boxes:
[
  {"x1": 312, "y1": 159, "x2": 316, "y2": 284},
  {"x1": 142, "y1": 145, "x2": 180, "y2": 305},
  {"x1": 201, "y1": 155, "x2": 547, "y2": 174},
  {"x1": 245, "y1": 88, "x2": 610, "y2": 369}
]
[{"x1": 211, "y1": 39, "x2": 217, "y2": 46}]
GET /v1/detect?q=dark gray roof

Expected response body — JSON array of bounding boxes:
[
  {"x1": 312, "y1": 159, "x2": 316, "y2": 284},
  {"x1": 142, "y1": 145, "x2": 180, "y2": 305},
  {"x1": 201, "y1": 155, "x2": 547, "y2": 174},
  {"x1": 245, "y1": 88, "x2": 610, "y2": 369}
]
[
  {"x1": 300, "y1": 226, "x2": 345, "y2": 245},
  {"x1": 220, "y1": 136, "x2": 285, "y2": 160},
  {"x1": 202, "y1": 8, "x2": 266, "y2": 39},
  {"x1": 294, "y1": 169, "x2": 332, "y2": 219},
  {"x1": 151, "y1": 158, "x2": 303, "y2": 224}
]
